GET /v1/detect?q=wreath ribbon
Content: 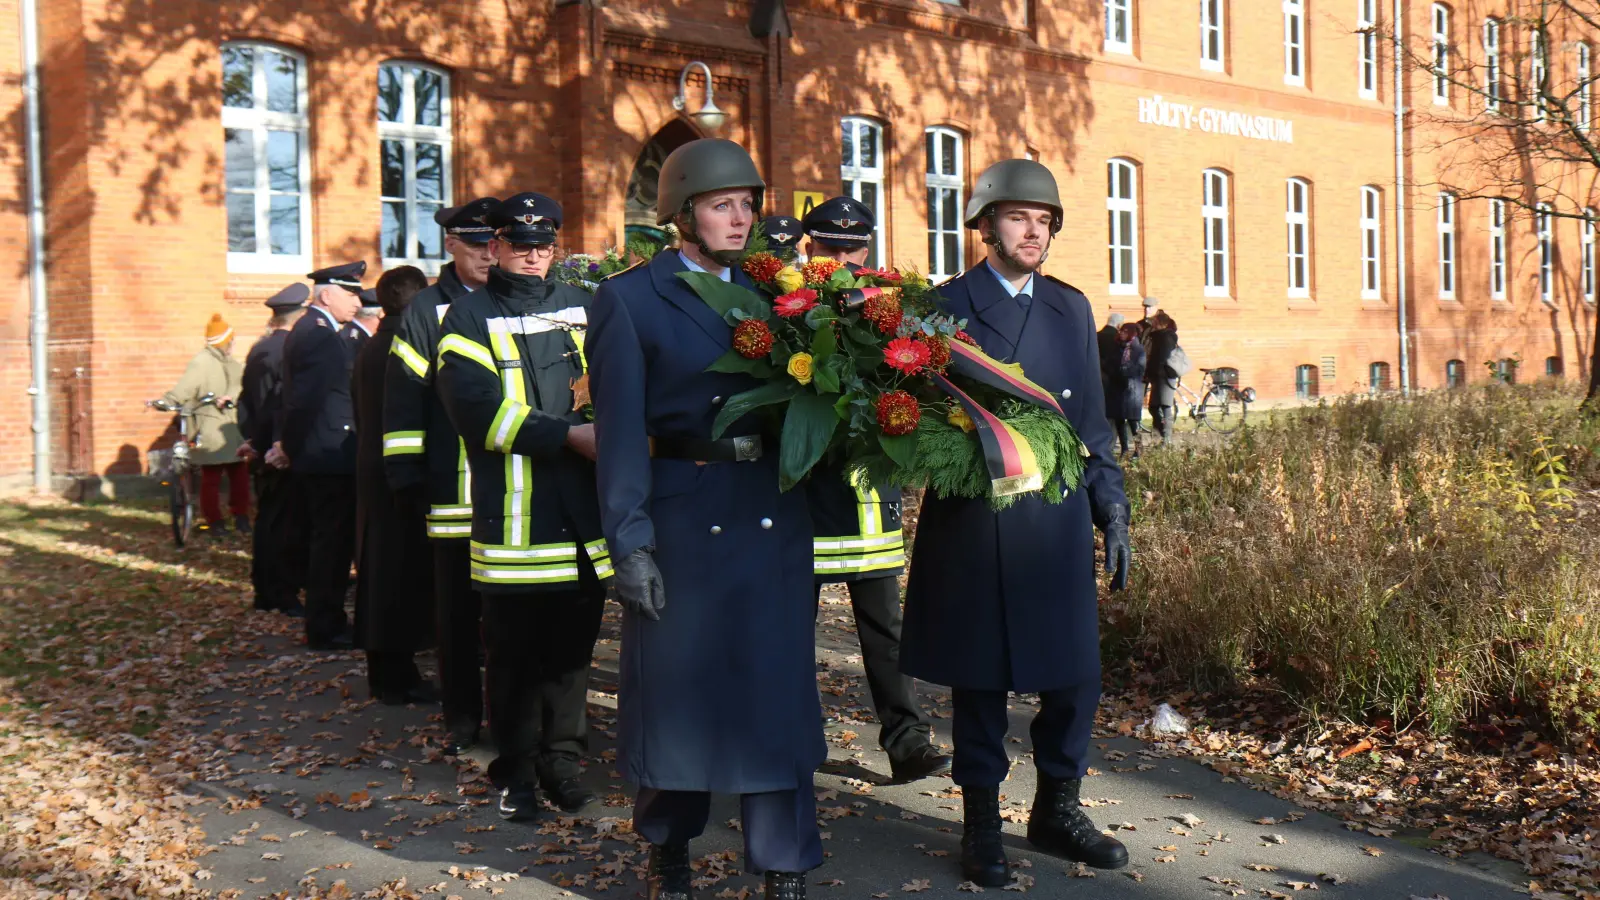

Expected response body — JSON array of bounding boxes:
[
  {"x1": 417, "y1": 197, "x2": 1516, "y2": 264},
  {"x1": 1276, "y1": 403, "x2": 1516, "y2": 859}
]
[{"x1": 932, "y1": 340, "x2": 1070, "y2": 498}]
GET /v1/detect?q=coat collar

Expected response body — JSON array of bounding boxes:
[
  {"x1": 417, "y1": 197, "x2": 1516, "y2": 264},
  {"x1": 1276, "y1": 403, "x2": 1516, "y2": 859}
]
[
  {"x1": 966, "y1": 263, "x2": 1025, "y2": 357},
  {"x1": 437, "y1": 262, "x2": 471, "y2": 300},
  {"x1": 648, "y1": 251, "x2": 741, "y2": 348}
]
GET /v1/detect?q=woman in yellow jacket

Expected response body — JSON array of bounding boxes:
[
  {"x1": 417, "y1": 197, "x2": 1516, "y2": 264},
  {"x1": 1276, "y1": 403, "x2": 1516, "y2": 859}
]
[{"x1": 160, "y1": 314, "x2": 247, "y2": 533}]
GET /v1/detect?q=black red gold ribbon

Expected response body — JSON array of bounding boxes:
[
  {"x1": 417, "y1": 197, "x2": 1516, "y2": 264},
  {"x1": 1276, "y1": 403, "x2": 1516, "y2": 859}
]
[
  {"x1": 933, "y1": 340, "x2": 1066, "y2": 497},
  {"x1": 945, "y1": 340, "x2": 1064, "y2": 416}
]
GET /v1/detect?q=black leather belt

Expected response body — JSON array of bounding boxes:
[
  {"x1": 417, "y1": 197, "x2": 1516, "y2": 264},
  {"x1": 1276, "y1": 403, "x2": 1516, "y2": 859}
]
[{"x1": 651, "y1": 435, "x2": 765, "y2": 463}]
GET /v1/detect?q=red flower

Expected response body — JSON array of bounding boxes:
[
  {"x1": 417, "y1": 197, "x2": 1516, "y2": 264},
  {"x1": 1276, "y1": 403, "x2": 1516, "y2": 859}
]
[
  {"x1": 801, "y1": 258, "x2": 844, "y2": 286},
  {"x1": 773, "y1": 289, "x2": 818, "y2": 318},
  {"x1": 953, "y1": 330, "x2": 978, "y2": 346},
  {"x1": 854, "y1": 267, "x2": 902, "y2": 283},
  {"x1": 884, "y1": 337, "x2": 932, "y2": 375},
  {"x1": 876, "y1": 391, "x2": 922, "y2": 436},
  {"x1": 924, "y1": 335, "x2": 951, "y2": 369},
  {"x1": 861, "y1": 291, "x2": 903, "y2": 334},
  {"x1": 742, "y1": 252, "x2": 783, "y2": 284},
  {"x1": 733, "y1": 318, "x2": 774, "y2": 359}
]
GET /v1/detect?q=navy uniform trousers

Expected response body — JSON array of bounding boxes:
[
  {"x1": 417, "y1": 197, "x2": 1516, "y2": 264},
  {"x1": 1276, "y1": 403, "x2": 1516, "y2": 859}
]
[
  {"x1": 432, "y1": 539, "x2": 483, "y2": 740},
  {"x1": 635, "y1": 787, "x2": 822, "y2": 874},
  {"x1": 949, "y1": 683, "x2": 1101, "y2": 786}
]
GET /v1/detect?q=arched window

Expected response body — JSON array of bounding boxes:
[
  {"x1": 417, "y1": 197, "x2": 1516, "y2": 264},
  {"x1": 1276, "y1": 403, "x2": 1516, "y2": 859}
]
[
  {"x1": 841, "y1": 117, "x2": 886, "y2": 269},
  {"x1": 1295, "y1": 364, "x2": 1318, "y2": 399},
  {"x1": 1286, "y1": 177, "x2": 1312, "y2": 297},
  {"x1": 1360, "y1": 186, "x2": 1382, "y2": 299},
  {"x1": 1431, "y1": 4, "x2": 1451, "y2": 104},
  {"x1": 222, "y1": 42, "x2": 311, "y2": 272},
  {"x1": 1203, "y1": 168, "x2": 1231, "y2": 297},
  {"x1": 378, "y1": 62, "x2": 453, "y2": 269},
  {"x1": 1437, "y1": 192, "x2": 1457, "y2": 298},
  {"x1": 1107, "y1": 158, "x2": 1139, "y2": 294},
  {"x1": 925, "y1": 127, "x2": 965, "y2": 280},
  {"x1": 1446, "y1": 358, "x2": 1466, "y2": 388},
  {"x1": 1369, "y1": 361, "x2": 1391, "y2": 393}
]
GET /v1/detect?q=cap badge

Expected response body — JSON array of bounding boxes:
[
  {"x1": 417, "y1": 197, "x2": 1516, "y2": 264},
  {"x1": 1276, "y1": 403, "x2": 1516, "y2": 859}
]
[
  {"x1": 832, "y1": 218, "x2": 861, "y2": 229},
  {"x1": 514, "y1": 214, "x2": 546, "y2": 226},
  {"x1": 772, "y1": 232, "x2": 793, "y2": 243},
  {"x1": 523, "y1": 198, "x2": 537, "y2": 208}
]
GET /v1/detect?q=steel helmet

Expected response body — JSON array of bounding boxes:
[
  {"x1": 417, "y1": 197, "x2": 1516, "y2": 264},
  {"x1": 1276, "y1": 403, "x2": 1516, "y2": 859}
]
[
  {"x1": 963, "y1": 159, "x2": 1063, "y2": 234},
  {"x1": 655, "y1": 139, "x2": 766, "y2": 226}
]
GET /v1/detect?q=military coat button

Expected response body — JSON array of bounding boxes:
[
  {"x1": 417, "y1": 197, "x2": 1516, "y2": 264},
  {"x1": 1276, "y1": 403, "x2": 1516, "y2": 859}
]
[
  {"x1": 712, "y1": 396, "x2": 724, "y2": 405},
  {"x1": 710, "y1": 525, "x2": 722, "y2": 535},
  {"x1": 1061, "y1": 388, "x2": 1072, "y2": 400},
  {"x1": 759, "y1": 517, "x2": 773, "y2": 530}
]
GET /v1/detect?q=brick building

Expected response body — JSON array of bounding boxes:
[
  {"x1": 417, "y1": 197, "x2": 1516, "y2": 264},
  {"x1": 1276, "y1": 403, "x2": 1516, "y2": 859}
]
[{"x1": 2, "y1": 0, "x2": 1596, "y2": 488}]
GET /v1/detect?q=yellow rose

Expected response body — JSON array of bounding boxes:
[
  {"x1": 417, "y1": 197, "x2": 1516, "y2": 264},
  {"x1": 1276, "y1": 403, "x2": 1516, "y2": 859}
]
[
  {"x1": 775, "y1": 266, "x2": 805, "y2": 294},
  {"x1": 786, "y1": 352, "x2": 815, "y2": 386},
  {"x1": 947, "y1": 406, "x2": 976, "y2": 432}
]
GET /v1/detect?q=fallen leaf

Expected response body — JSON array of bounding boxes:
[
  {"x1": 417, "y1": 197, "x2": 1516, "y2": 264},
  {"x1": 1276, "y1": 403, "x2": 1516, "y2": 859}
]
[
  {"x1": 1245, "y1": 864, "x2": 1279, "y2": 872},
  {"x1": 901, "y1": 880, "x2": 931, "y2": 893}
]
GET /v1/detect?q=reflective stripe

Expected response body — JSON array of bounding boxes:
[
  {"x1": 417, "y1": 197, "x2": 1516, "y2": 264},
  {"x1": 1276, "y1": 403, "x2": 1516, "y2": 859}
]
[
  {"x1": 383, "y1": 431, "x2": 425, "y2": 456},
  {"x1": 472, "y1": 541, "x2": 578, "y2": 561},
  {"x1": 427, "y1": 522, "x2": 472, "y2": 537},
  {"x1": 486, "y1": 309, "x2": 588, "y2": 335},
  {"x1": 814, "y1": 552, "x2": 907, "y2": 574},
  {"x1": 430, "y1": 504, "x2": 473, "y2": 518},
  {"x1": 813, "y1": 532, "x2": 905, "y2": 552},
  {"x1": 435, "y1": 302, "x2": 451, "y2": 324},
  {"x1": 438, "y1": 334, "x2": 496, "y2": 372},
  {"x1": 472, "y1": 564, "x2": 583, "y2": 584},
  {"x1": 572, "y1": 330, "x2": 587, "y2": 372},
  {"x1": 391, "y1": 337, "x2": 430, "y2": 378},
  {"x1": 488, "y1": 399, "x2": 531, "y2": 452},
  {"x1": 584, "y1": 539, "x2": 614, "y2": 580}
]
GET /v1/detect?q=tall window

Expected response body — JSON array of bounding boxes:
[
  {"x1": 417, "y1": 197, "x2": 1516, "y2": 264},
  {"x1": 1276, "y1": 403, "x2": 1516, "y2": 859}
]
[
  {"x1": 1531, "y1": 31, "x2": 1548, "y2": 122},
  {"x1": 1358, "y1": 0, "x2": 1378, "y2": 99},
  {"x1": 1107, "y1": 158, "x2": 1139, "y2": 294},
  {"x1": 1496, "y1": 358, "x2": 1517, "y2": 384},
  {"x1": 1284, "y1": 0, "x2": 1305, "y2": 85},
  {"x1": 1369, "y1": 362, "x2": 1391, "y2": 393},
  {"x1": 1537, "y1": 202, "x2": 1554, "y2": 304},
  {"x1": 1489, "y1": 198, "x2": 1507, "y2": 300},
  {"x1": 1203, "y1": 169, "x2": 1231, "y2": 297},
  {"x1": 1437, "y1": 192, "x2": 1457, "y2": 299},
  {"x1": 1446, "y1": 359, "x2": 1465, "y2": 388},
  {"x1": 1105, "y1": 0, "x2": 1133, "y2": 53},
  {"x1": 1431, "y1": 4, "x2": 1450, "y2": 104},
  {"x1": 925, "y1": 127, "x2": 964, "y2": 280},
  {"x1": 1484, "y1": 18, "x2": 1502, "y2": 113},
  {"x1": 378, "y1": 62, "x2": 451, "y2": 268},
  {"x1": 1295, "y1": 364, "x2": 1318, "y2": 399},
  {"x1": 1201, "y1": 0, "x2": 1225, "y2": 71},
  {"x1": 1286, "y1": 178, "x2": 1312, "y2": 297},
  {"x1": 1360, "y1": 186, "x2": 1382, "y2": 299},
  {"x1": 841, "y1": 117, "x2": 886, "y2": 269},
  {"x1": 222, "y1": 43, "x2": 310, "y2": 271},
  {"x1": 1579, "y1": 44, "x2": 1593, "y2": 131},
  {"x1": 1547, "y1": 356, "x2": 1564, "y2": 377},
  {"x1": 1584, "y1": 209, "x2": 1596, "y2": 304}
]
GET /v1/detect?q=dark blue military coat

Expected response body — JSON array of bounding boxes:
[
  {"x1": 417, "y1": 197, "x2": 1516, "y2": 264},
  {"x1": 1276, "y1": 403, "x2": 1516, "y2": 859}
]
[
  {"x1": 280, "y1": 306, "x2": 357, "y2": 474},
  {"x1": 589, "y1": 251, "x2": 826, "y2": 794},
  {"x1": 902, "y1": 265, "x2": 1126, "y2": 693}
]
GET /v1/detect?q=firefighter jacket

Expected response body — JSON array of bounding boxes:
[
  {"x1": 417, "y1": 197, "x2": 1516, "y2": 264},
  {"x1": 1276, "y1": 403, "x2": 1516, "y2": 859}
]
[
  {"x1": 808, "y1": 462, "x2": 905, "y2": 582},
  {"x1": 383, "y1": 262, "x2": 474, "y2": 538},
  {"x1": 434, "y1": 268, "x2": 612, "y2": 594}
]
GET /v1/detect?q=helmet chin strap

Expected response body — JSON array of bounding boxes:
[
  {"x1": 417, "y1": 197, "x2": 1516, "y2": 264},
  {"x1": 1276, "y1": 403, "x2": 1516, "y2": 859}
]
[
  {"x1": 678, "y1": 206, "x2": 750, "y2": 269},
  {"x1": 985, "y1": 218, "x2": 1053, "y2": 272}
]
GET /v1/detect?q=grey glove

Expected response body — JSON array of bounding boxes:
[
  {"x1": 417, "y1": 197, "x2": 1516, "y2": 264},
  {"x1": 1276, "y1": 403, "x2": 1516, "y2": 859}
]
[
  {"x1": 1102, "y1": 503, "x2": 1131, "y2": 592},
  {"x1": 613, "y1": 547, "x2": 667, "y2": 621}
]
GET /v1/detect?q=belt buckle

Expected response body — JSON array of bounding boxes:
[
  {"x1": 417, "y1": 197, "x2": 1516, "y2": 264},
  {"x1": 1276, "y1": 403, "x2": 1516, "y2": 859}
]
[{"x1": 732, "y1": 435, "x2": 762, "y2": 462}]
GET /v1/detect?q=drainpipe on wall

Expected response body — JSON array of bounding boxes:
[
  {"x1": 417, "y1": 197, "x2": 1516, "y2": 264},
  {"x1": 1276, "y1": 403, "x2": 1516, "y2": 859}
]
[
  {"x1": 21, "y1": 0, "x2": 51, "y2": 490},
  {"x1": 1393, "y1": 0, "x2": 1412, "y2": 396}
]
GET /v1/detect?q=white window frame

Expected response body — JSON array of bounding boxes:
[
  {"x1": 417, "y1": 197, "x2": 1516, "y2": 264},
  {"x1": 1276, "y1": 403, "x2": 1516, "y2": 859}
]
[
  {"x1": 1360, "y1": 186, "x2": 1382, "y2": 299},
  {"x1": 1531, "y1": 31, "x2": 1548, "y2": 122},
  {"x1": 1358, "y1": 0, "x2": 1378, "y2": 99},
  {"x1": 1489, "y1": 198, "x2": 1507, "y2": 300},
  {"x1": 841, "y1": 116, "x2": 888, "y2": 269},
  {"x1": 1438, "y1": 192, "x2": 1457, "y2": 299},
  {"x1": 1584, "y1": 209, "x2": 1596, "y2": 304},
  {"x1": 1484, "y1": 18, "x2": 1502, "y2": 113},
  {"x1": 1283, "y1": 0, "x2": 1305, "y2": 86},
  {"x1": 222, "y1": 42, "x2": 311, "y2": 275},
  {"x1": 1105, "y1": 0, "x2": 1133, "y2": 54},
  {"x1": 1286, "y1": 178, "x2": 1312, "y2": 298},
  {"x1": 1537, "y1": 202, "x2": 1554, "y2": 304},
  {"x1": 1200, "y1": 0, "x2": 1225, "y2": 71},
  {"x1": 1107, "y1": 158, "x2": 1139, "y2": 295},
  {"x1": 1203, "y1": 168, "x2": 1231, "y2": 298},
  {"x1": 1431, "y1": 4, "x2": 1450, "y2": 105},
  {"x1": 378, "y1": 62, "x2": 453, "y2": 274},
  {"x1": 1579, "y1": 44, "x2": 1593, "y2": 131},
  {"x1": 925, "y1": 127, "x2": 965, "y2": 281}
]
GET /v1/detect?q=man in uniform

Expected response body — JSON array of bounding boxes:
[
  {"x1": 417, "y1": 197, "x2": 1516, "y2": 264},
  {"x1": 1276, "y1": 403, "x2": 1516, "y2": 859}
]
[
  {"x1": 238, "y1": 283, "x2": 308, "y2": 615},
  {"x1": 900, "y1": 160, "x2": 1132, "y2": 886},
  {"x1": 344, "y1": 289, "x2": 381, "y2": 349},
  {"x1": 799, "y1": 196, "x2": 950, "y2": 785},
  {"x1": 280, "y1": 261, "x2": 366, "y2": 651},
  {"x1": 384, "y1": 198, "x2": 499, "y2": 755},
  {"x1": 436, "y1": 192, "x2": 609, "y2": 820},
  {"x1": 759, "y1": 215, "x2": 802, "y2": 261},
  {"x1": 590, "y1": 139, "x2": 824, "y2": 900}
]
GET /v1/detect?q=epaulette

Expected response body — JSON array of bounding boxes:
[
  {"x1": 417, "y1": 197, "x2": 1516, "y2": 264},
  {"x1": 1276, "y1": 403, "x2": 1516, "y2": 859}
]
[
  {"x1": 602, "y1": 261, "x2": 646, "y2": 281},
  {"x1": 1042, "y1": 273, "x2": 1086, "y2": 296}
]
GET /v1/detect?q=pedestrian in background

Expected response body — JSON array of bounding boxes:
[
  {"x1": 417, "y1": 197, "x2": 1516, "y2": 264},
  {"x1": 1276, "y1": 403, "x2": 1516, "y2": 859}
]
[
  {"x1": 160, "y1": 313, "x2": 246, "y2": 535},
  {"x1": 238, "y1": 284, "x2": 309, "y2": 614},
  {"x1": 1110, "y1": 322, "x2": 1146, "y2": 460},
  {"x1": 1097, "y1": 311, "x2": 1125, "y2": 432},
  {"x1": 1144, "y1": 311, "x2": 1179, "y2": 445}
]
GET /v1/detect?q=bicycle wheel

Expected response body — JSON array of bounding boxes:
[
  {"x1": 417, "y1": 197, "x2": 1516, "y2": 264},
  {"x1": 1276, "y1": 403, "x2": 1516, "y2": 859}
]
[
  {"x1": 170, "y1": 471, "x2": 194, "y2": 547},
  {"x1": 1199, "y1": 386, "x2": 1246, "y2": 435}
]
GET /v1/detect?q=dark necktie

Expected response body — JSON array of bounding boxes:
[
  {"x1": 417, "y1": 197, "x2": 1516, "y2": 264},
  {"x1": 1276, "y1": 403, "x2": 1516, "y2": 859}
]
[{"x1": 1016, "y1": 291, "x2": 1032, "y2": 313}]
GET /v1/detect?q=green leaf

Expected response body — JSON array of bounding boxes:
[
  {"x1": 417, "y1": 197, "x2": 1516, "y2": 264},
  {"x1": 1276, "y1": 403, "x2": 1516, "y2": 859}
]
[
  {"x1": 878, "y1": 431, "x2": 918, "y2": 469},
  {"x1": 804, "y1": 306, "x2": 839, "y2": 330},
  {"x1": 833, "y1": 391, "x2": 858, "y2": 419},
  {"x1": 678, "y1": 271, "x2": 768, "y2": 322},
  {"x1": 828, "y1": 266, "x2": 856, "y2": 291},
  {"x1": 810, "y1": 321, "x2": 837, "y2": 364},
  {"x1": 705, "y1": 348, "x2": 765, "y2": 375},
  {"x1": 814, "y1": 364, "x2": 841, "y2": 394},
  {"x1": 778, "y1": 392, "x2": 840, "y2": 492},
  {"x1": 711, "y1": 382, "x2": 797, "y2": 439}
]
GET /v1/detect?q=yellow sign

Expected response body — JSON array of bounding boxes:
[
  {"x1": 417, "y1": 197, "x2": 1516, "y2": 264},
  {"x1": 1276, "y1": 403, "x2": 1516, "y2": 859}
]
[{"x1": 793, "y1": 191, "x2": 825, "y2": 219}]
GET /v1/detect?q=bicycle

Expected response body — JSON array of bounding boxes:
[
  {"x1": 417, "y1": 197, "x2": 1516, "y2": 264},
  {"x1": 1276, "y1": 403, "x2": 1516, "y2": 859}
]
[
  {"x1": 146, "y1": 392, "x2": 231, "y2": 547},
  {"x1": 1175, "y1": 368, "x2": 1256, "y2": 435}
]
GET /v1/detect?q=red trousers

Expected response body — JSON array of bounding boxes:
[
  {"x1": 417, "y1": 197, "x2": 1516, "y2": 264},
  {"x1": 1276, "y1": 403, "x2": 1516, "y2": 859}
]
[{"x1": 201, "y1": 461, "x2": 250, "y2": 524}]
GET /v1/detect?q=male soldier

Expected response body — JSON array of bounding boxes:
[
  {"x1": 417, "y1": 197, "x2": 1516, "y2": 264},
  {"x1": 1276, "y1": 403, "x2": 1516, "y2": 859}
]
[
  {"x1": 759, "y1": 214, "x2": 802, "y2": 261},
  {"x1": 901, "y1": 160, "x2": 1131, "y2": 886},
  {"x1": 238, "y1": 283, "x2": 308, "y2": 616},
  {"x1": 384, "y1": 198, "x2": 499, "y2": 754},
  {"x1": 280, "y1": 261, "x2": 366, "y2": 651},
  {"x1": 590, "y1": 139, "x2": 824, "y2": 900},
  {"x1": 799, "y1": 195, "x2": 950, "y2": 785},
  {"x1": 436, "y1": 193, "x2": 609, "y2": 820}
]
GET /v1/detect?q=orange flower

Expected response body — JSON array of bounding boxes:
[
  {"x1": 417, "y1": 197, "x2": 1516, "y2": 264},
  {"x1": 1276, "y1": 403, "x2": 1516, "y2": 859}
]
[
  {"x1": 876, "y1": 391, "x2": 921, "y2": 436},
  {"x1": 861, "y1": 291, "x2": 903, "y2": 334},
  {"x1": 742, "y1": 252, "x2": 783, "y2": 284},
  {"x1": 733, "y1": 319, "x2": 774, "y2": 359},
  {"x1": 884, "y1": 337, "x2": 932, "y2": 375},
  {"x1": 801, "y1": 257, "x2": 844, "y2": 286},
  {"x1": 773, "y1": 289, "x2": 818, "y2": 318}
]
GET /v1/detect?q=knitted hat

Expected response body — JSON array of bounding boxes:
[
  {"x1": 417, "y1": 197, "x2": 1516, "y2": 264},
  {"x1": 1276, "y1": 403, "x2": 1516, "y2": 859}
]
[{"x1": 205, "y1": 313, "x2": 234, "y2": 345}]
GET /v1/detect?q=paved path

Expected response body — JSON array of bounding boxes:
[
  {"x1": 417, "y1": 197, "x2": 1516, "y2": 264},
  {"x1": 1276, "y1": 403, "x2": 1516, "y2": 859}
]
[{"x1": 189, "y1": 596, "x2": 1528, "y2": 900}]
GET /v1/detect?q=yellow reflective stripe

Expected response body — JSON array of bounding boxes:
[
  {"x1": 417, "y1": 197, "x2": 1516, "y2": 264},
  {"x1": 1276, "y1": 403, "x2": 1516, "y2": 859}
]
[
  {"x1": 572, "y1": 330, "x2": 587, "y2": 372},
  {"x1": 383, "y1": 430, "x2": 425, "y2": 456},
  {"x1": 457, "y1": 438, "x2": 470, "y2": 506},
  {"x1": 391, "y1": 337, "x2": 430, "y2": 378},
  {"x1": 813, "y1": 532, "x2": 904, "y2": 552},
  {"x1": 488, "y1": 332, "x2": 526, "y2": 403},
  {"x1": 438, "y1": 334, "x2": 496, "y2": 373},
  {"x1": 430, "y1": 504, "x2": 473, "y2": 519},
  {"x1": 435, "y1": 302, "x2": 451, "y2": 325},
  {"x1": 813, "y1": 553, "x2": 906, "y2": 575},
  {"x1": 488, "y1": 399, "x2": 531, "y2": 452},
  {"x1": 427, "y1": 522, "x2": 472, "y2": 538},
  {"x1": 471, "y1": 540, "x2": 578, "y2": 561},
  {"x1": 470, "y1": 539, "x2": 584, "y2": 584},
  {"x1": 472, "y1": 563, "x2": 584, "y2": 584},
  {"x1": 851, "y1": 470, "x2": 885, "y2": 536},
  {"x1": 584, "y1": 539, "x2": 614, "y2": 579}
]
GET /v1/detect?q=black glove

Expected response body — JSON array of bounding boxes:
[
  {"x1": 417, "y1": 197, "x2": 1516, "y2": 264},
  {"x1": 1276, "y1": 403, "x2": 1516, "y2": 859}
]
[
  {"x1": 612, "y1": 548, "x2": 667, "y2": 621},
  {"x1": 1102, "y1": 503, "x2": 1131, "y2": 592}
]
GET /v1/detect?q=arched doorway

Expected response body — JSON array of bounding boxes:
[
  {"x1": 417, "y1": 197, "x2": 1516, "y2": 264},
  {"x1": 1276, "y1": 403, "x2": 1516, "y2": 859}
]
[{"x1": 624, "y1": 119, "x2": 700, "y2": 248}]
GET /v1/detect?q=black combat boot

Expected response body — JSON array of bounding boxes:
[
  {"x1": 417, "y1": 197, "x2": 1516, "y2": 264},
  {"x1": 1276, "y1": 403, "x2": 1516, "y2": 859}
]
[
  {"x1": 1025, "y1": 774, "x2": 1129, "y2": 869},
  {"x1": 959, "y1": 785, "x2": 1009, "y2": 887},
  {"x1": 497, "y1": 782, "x2": 540, "y2": 823},
  {"x1": 764, "y1": 871, "x2": 805, "y2": 900},
  {"x1": 648, "y1": 843, "x2": 693, "y2": 900}
]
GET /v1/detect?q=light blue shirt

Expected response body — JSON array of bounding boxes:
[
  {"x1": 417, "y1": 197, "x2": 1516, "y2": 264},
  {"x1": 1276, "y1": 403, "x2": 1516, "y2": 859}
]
[
  {"x1": 680, "y1": 251, "x2": 732, "y2": 283},
  {"x1": 984, "y1": 261, "x2": 1034, "y2": 298}
]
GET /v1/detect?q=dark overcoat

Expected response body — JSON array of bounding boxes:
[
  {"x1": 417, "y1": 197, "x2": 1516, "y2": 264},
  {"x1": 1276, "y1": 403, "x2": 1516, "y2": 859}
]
[
  {"x1": 589, "y1": 251, "x2": 826, "y2": 794},
  {"x1": 901, "y1": 266, "x2": 1127, "y2": 692},
  {"x1": 1144, "y1": 326, "x2": 1179, "y2": 410},
  {"x1": 1111, "y1": 338, "x2": 1147, "y2": 423},
  {"x1": 280, "y1": 308, "x2": 357, "y2": 474},
  {"x1": 1097, "y1": 324, "x2": 1121, "y2": 417},
  {"x1": 352, "y1": 316, "x2": 435, "y2": 653},
  {"x1": 239, "y1": 329, "x2": 288, "y2": 453}
]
